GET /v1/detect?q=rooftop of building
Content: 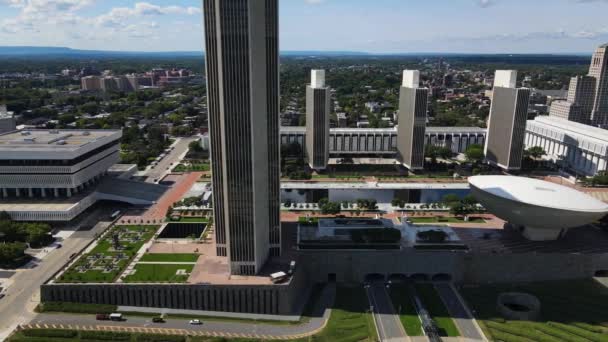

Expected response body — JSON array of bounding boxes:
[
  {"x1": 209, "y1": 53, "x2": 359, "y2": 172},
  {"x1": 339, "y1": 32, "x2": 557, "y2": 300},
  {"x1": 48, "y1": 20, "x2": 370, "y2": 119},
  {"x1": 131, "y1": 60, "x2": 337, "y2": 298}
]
[
  {"x1": 0, "y1": 129, "x2": 121, "y2": 151},
  {"x1": 469, "y1": 175, "x2": 608, "y2": 213},
  {"x1": 529, "y1": 115, "x2": 608, "y2": 143}
]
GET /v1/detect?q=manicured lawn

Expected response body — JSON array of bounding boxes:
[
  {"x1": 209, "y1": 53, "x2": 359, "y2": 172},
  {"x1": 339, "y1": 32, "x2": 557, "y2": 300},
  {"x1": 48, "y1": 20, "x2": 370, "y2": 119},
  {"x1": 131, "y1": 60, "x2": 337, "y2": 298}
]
[
  {"x1": 415, "y1": 284, "x2": 460, "y2": 337},
  {"x1": 388, "y1": 285, "x2": 423, "y2": 336},
  {"x1": 139, "y1": 253, "x2": 200, "y2": 263},
  {"x1": 460, "y1": 279, "x2": 608, "y2": 342},
  {"x1": 409, "y1": 216, "x2": 485, "y2": 224},
  {"x1": 305, "y1": 285, "x2": 378, "y2": 342},
  {"x1": 173, "y1": 163, "x2": 210, "y2": 172},
  {"x1": 123, "y1": 264, "x2": 194, "y2": 283},
  {"x1": 57, "y1": 226, "x2": 158, "y2": 283}
]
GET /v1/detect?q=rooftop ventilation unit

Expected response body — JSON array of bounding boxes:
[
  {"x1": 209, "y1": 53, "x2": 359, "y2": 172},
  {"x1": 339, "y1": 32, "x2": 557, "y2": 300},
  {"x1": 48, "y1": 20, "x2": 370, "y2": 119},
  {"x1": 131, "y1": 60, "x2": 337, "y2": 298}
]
[
  {"x1": 20, "y1": 131, "x2": 31, "y2": 136},
  {"x1": 83, "y1": 132, "x2": 91, "y2": 136},
  {"x1": 50, "y1": 130, "x2": 60, "y2": 134},
  {"x1": 56, "y1": 140, "x2": 67, "y2": 145},
  {"x1": 23, "y1": 138, "x2": 35, "y2": 143}
]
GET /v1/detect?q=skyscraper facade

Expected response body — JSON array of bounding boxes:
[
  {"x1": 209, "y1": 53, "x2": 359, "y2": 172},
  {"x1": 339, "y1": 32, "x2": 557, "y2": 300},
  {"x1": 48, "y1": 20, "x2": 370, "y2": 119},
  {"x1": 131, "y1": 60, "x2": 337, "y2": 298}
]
[
  {"x1": 485, "y1": 70, "x2": 531, "y2": 171},
  {"x1": 203, "y1": 0, "x2": 280, "y2": 275},
  {"x1": 397, "y1": 70, "x2": 428, "y2": 170},
  {"x1": 590, "y1": 44, "x2": 608, "y2": 127},
  {"x1": 306, "y1": 70, "x2": 330, "y2": 170}
]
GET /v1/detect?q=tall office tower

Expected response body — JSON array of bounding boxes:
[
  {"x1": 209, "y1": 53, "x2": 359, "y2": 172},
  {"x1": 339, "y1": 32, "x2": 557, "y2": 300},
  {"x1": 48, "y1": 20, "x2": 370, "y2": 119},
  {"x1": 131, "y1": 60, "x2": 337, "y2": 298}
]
[
  {"x1": 305, "y1": 70, "x2": 330, "y2": 170},
  {"x1": 397, "y1": 70, "x2": 428, "y2": 170},
  {"x1": 485, "y1": 70, "x2": 531, "y2": 171},
  {"x1": 589, "y1": 44, "x2": 608, "y2": 126},
  {"x1": 203, "y1": 0, "x2": 280, "y2": 275}
]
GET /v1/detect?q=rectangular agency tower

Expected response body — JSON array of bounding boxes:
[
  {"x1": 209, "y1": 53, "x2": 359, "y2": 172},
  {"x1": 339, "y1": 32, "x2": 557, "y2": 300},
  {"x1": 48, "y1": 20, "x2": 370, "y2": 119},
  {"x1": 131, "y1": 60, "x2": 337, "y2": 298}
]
[
  {"x1": 306, "y1": 70, "x2": 330, "y2": 170},
  {"x1": 485, "y1": 70, "x2": 531, "y2": 171},
  {"x1": 397, "y1": 70, "x2": 428, "y2": 170},
  {"x1": 203, "y1": 0, "x2": 281, "y2": 275}
]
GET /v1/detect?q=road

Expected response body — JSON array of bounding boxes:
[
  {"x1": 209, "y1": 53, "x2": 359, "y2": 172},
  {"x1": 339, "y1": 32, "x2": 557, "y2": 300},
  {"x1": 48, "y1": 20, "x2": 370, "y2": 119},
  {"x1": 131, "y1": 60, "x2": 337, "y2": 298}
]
[
  {"x1": 0, "y1": 207, "x2": 114, "y2": 341},
  {"x1": 144, "y1": 137, "x2": 197, "y2": 183},
  {"x1": 366, "y1": 282, "x2": 409, "y2": 342},
  {"x1": 25, "y1": 284, "x2": 336, "y2": 340},
  {"x1": 434, "y1": 283, "x2": 485, "y2": 341}
]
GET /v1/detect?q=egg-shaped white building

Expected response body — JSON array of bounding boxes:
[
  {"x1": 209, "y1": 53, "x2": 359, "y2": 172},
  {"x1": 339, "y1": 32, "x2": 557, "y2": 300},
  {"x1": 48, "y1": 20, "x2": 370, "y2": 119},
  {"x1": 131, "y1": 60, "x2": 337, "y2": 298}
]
[{"x1": 469, "y1": 175, "x2": 608, "y2": 241}]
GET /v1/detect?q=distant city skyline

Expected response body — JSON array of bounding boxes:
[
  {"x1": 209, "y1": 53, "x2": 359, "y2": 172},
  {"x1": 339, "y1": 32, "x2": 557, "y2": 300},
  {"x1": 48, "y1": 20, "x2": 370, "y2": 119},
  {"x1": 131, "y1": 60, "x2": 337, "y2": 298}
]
[{"x1": 0, "y1": 0, "x2": 608, "y2": 53}]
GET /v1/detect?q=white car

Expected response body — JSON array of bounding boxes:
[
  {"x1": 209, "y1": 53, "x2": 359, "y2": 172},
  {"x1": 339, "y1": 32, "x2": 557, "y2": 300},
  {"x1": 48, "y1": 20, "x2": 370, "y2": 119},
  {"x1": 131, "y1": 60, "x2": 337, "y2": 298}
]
[{"x1": 189, "y1": 319, "x2": 202, "y2": 325}]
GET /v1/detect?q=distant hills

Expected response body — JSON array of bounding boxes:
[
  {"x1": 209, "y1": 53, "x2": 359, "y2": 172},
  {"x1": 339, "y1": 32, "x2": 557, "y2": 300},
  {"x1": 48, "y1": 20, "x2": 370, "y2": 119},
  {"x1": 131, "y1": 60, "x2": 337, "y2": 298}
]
[
  {"x1": 0, "y1": 46, "x2": 592, "y2": 59},
  {"x1": 0, "y1": 46, "x2": 373, "y2": 58}
]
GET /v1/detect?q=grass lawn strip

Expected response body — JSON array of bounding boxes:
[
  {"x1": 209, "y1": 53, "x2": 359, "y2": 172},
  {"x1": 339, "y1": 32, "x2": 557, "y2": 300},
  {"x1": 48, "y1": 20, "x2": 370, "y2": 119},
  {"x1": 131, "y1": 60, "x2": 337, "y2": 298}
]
[
  {"x1": 414, "y1": 284, "x2": 460, "y2": 337},
  {"x1": 139, "y1": 253, "x2": 200, "y2": 263},
  {"x1": 123, "y1": 264, "x2": 194, "y2": 283}
]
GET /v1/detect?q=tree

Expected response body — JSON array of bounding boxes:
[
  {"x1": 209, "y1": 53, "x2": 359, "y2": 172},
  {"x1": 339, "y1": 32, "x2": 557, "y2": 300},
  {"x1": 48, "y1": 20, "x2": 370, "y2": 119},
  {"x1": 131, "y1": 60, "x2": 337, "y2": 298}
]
[
  {"x1": 465, "y1": 144, "x2": 485, "y2": 164},
  {"x1": 320, "y1": 202, "x2": 341, "y2": 215}
]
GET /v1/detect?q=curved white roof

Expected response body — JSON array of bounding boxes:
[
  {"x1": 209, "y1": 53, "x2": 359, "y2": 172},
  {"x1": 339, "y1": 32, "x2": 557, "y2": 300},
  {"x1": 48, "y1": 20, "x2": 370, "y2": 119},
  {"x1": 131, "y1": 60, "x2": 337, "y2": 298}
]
[{"x1": 469, "y1": 176, "x2": 608, "y2": 213}]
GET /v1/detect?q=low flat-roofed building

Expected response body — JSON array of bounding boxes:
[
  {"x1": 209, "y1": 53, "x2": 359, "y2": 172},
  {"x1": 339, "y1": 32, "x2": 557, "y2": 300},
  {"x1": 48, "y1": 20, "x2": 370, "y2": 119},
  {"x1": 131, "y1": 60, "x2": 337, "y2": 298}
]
[
  {"x1": 298, "y1": 218, "x2": 401, "y2": 250},
  {"x1": 0, "y1": 129, "x2": 122, "y2": 200},
  {"x1": 525, "y1": 115, "x2": 608, "y2": 176}
]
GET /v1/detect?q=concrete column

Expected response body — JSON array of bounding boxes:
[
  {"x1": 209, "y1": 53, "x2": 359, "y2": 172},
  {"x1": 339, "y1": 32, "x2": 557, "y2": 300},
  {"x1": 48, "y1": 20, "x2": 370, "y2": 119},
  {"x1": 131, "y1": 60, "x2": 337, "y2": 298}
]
[
  {"x1": 1, "y1": 188, "x2": 6, "y2": 198},
  {"x1": 66, "y1": 188, "x2": 72, "y2": 198},
  {"x1": 41, "y1": 188, "x2": 46, "y2": 198},
  {"x1": 28, "y1": 188, "x2": 33, "y2": 198},
  {"x1": 54, "y1": 188, "x2": 59, "y2": 198},
  {"x1": 15, "y1": 188, "x2": 20, "y2": 198}
]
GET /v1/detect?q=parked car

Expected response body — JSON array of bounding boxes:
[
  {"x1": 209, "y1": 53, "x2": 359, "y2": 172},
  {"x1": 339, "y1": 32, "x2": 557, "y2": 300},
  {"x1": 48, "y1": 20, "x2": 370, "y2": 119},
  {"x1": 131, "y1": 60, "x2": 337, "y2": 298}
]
[
  {"x1": 152, "y1": 317, "x2": 165, "y2": 323},
  {"x1": 96, "y1": 314, "x2": 110, "y2": 321},
  {"x1": 189, "y1": 319, "x2": 202, "y2": 325},
  {"x1": 55, "y1": 244, "x2": 62, "y2": 249}
]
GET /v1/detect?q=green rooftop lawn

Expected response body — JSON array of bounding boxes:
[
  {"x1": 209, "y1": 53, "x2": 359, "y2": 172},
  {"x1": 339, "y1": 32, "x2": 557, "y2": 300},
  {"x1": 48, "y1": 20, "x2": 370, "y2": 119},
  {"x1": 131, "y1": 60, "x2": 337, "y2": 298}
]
[
  {"x1": 57, "y1": 225, "x2": 158, "y2": 283},
  {"x1": 388, "y1": 284, "x2": 423, "y2": 336},
  {"x1": 173, "y1": 163, "x2": 210, "y2": 173},
  {"x1": 139, "y1": 253, "x2": 200, "y2": 263},
  {"x1": 460, "y1": 279, "x2": 608, "y2": 342},
  {"x1": 167, "y1": 216, "x2": 209, "y2": 223},
  {"x1": 123, "y1": 264, "x2": 194, "y2": 283},
  {"x1": 408, "y1": 216, "x2": 485, "y2": 224},
  {"x1": 415, "y1": 284, "x2": 460, "y2": 337}
]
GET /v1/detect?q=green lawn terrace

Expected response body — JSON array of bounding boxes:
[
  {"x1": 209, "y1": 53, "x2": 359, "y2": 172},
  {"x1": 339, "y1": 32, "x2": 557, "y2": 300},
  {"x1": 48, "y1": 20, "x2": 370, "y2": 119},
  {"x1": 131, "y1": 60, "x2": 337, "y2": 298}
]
[
  {"x1": 123, "y1": 264, "x2": 194, "y2": 283},
  {"x1": 55, "y1": 225, "x2": 159, "y2": 283},
  {"x1": 172, "y1": 162, "x2": 210, "y2": 173},
  {"x1": 461, "y1": 279, "x2": 608, "y2": 342}
]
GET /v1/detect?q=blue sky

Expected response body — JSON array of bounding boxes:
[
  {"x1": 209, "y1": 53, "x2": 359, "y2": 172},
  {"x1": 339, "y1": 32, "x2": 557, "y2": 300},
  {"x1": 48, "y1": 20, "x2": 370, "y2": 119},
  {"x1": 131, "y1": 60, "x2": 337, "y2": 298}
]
[{"x1": 0, "y1": 0, "x2": 607, "y2": 53}]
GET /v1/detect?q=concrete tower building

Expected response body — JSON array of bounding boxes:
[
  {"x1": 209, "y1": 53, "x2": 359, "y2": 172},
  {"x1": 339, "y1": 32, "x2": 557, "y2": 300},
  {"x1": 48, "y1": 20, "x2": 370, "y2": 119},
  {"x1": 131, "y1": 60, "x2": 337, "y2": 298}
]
[
  {"x1": 589, "y1": 44, "x2": 608, "y2": 127},
  {"x1": 397, "y1": 70, "x2": 428, "y2": 170},
  {"x1": 203, "y1": 0, "x2": 281, "y2": 275},
  {"x1": 485, "y1": 70, "x2": 531, "y2": 171},
  {"x1": 306, "y1": 70, "x2": 330, "y2": 170}
]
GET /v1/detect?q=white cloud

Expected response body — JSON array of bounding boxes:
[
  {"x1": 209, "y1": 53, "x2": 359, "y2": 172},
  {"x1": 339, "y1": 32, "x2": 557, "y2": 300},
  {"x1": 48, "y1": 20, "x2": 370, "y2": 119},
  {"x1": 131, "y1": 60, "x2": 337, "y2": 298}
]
[{"x1": 476, "y1": 0, "x2": 495, "y2": 7}]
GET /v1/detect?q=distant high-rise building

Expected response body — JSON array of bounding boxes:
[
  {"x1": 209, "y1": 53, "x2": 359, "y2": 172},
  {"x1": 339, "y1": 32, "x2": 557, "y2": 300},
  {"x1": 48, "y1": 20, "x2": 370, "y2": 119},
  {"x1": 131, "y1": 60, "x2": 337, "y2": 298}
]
[
  {"x1": 397, "y1": 70, "x2": 428, "y2": 170},
  {"x1": 81, "y1": 76, "x2": 102, "y2": 91},
  {"x1": 550, "y1": 44, "x2": 608, "y2": 126},
  {"x1": 203, "y1": 0, "x2": 280, "y2": 275},
  {"x1": 306, "y1": 70, "x2": 330, "y2": 170},
  {"x1": 0, "y1": 105, "x2": 16, "y2": 134},
  {"x1": 485, "y1": 70, "x2": 531, "y2": 171},
  {"x1": 589, "y1": 44, "x2": 608, "y2": 126}
]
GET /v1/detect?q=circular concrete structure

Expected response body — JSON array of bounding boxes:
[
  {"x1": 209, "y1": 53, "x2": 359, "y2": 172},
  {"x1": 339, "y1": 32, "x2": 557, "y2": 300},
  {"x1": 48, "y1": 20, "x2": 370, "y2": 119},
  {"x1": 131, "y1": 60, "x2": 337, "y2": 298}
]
[
  {"x1": 497, "y1": 292, "x2": 541, "y2": 321},
  {"x1": 469, "y1": 175, "x2": 608, "y2": 241}
]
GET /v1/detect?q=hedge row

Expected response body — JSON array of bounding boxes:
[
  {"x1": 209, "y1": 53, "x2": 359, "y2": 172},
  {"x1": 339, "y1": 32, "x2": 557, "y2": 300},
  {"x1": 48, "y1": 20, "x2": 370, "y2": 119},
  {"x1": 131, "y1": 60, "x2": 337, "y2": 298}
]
[
  {"x1": 547, "y1": 322, "x2": 608, "y2": 342},
  {"x1": 485, "y1": 321, "x2": 561, "y2": 342},
  {"x1": 21, "y1": 329, "x2": 77, "y2": 338},
  {"x1": 80, "y1": 330, "x2": 131, "y2": 341}
]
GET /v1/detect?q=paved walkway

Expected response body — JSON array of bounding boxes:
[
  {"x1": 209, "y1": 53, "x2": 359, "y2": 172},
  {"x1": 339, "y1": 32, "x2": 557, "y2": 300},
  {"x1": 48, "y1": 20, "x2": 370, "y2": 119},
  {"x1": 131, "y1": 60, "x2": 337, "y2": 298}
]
[
  {"x1": 366, "y1": 282, "x2": 410, "y2": 342},
  {"x1": 434, "y1": 283, "x2": 486, "y2": 341}
]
